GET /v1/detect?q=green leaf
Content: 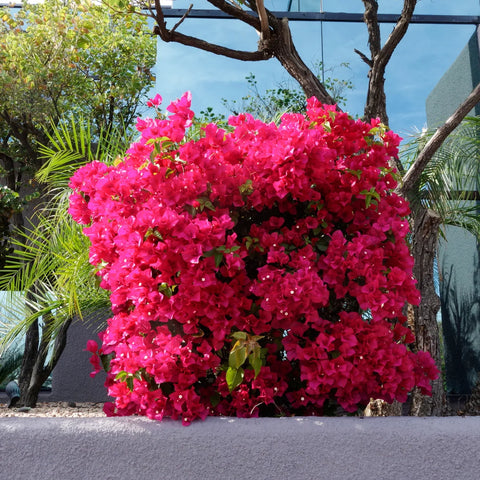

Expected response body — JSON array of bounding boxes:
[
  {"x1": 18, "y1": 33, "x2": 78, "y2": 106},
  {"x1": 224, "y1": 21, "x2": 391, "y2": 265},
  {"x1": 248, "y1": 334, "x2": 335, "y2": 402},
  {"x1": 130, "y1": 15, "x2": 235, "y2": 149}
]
[
  {"x1": 203, "y1": 200, "x2": 215, "y2": 211},
  {"x1": 100, "y1": 352, "x2": 114, "y2": 372},
  {"x1": 226, "y1": 366, "x2": 244, "y2": 392},
  {"x1": 360, "y1": 188, "x2": 380, "y2": 209},
  {"x1": 144, "y1": 227, "x2": 163, "y2": 241},
  {"x1": 346, "y1": 168, "x2": 362, "y2": 180},
  {"x1": 229, "y1": 345, "x2": 247, "y2": 369},
  {"x1": 210, "y1": 391, "x2": 221, "y2": 408},
  {"x1": 158, "y1": 282, "x2": 175, "y2": 297},
  {"x1": 214, "y1": 251, "x2": 223, "y2": 268},
  {"x1": 126, "y1": 376, "x2": 134, "y2": 391},
  {"x1": 231, "y1": 331, "x2": 247, "y2": 341},
  {"x1": 249, "y1": 353, "x2": 262, "y2": 378},
  {"x1": 315, "y1": 235, "x2": 330, "y2": 253},
  {"x1": 77, "y1": 35, "x2": 90, "y2": 49},
  {"x1": 115, "y1": 370, "x2": 128, "y2": 381},
  {"x1": 239, "y1": 179, "x2": 253, "y2": 196},
  {"x1": 197, "y1": 196, "x2": 216, "y2": 212}
]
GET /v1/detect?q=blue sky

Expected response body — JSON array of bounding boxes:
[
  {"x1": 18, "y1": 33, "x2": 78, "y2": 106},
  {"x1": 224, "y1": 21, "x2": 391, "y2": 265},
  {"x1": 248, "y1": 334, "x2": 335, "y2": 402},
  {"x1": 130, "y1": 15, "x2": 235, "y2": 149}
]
[{"x1": 153, "y1": 0, "x2": 480, "y2": 139}]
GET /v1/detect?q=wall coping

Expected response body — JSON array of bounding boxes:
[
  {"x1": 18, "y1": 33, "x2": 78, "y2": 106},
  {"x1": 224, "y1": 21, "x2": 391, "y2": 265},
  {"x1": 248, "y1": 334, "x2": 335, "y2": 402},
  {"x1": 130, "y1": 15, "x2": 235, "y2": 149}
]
[{"x1": 1, "y1": 416, "x2": 479, "y2": 480}]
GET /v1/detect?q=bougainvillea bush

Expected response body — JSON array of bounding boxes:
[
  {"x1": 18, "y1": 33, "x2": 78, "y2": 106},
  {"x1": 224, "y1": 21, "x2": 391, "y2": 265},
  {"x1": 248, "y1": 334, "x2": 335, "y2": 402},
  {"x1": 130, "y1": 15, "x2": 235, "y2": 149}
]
[{"x1": 70, "y1": 93, "x2": 438, "y2": 424}]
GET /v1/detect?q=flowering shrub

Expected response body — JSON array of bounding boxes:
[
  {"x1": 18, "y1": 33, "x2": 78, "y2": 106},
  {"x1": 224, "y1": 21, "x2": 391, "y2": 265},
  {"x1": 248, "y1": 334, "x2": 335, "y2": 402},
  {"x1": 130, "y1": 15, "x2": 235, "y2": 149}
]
[{"x1": 69, "y1": 93, "x2": 437, "y2": 424}]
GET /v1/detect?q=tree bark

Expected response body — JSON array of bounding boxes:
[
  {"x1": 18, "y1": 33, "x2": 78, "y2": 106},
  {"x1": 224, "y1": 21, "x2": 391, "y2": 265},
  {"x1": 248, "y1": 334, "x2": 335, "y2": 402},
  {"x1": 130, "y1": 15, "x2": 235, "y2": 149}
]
[
  {"x1": 152, "y1": 0, "x2": 270, "y2": 62},
  {"x1": 269, "y1": 18, "x2": 334, "y2": 103},
  {"x1": 18, "y1": 304, "x2": 73, "y2": 407},
  {"x1": 409, "y1": 206, "x2": 445, "y2": 416},
  {"x1": 18, "y1": 319, "x2": 40, "y2": 405}
]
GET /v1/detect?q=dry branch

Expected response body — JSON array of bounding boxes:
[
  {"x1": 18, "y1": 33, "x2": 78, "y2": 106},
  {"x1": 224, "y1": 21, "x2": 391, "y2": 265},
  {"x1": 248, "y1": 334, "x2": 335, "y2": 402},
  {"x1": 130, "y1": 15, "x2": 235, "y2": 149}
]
[
  {"x1": 152, "y1": 0, "x2": 269, "y2": 61},
  {"x1": 362, "y1": 0, "x2": 417, "y2": 124}
]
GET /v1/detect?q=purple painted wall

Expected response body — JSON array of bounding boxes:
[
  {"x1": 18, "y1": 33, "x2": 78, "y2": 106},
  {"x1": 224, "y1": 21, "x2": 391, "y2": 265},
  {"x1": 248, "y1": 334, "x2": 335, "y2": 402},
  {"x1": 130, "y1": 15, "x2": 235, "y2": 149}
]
[
  {"x1": 0, "y1": 318, "x2": 111, "y2": 404},
  {"x1": 45, "y1": 319, "x2": 111, "y2": 402}
]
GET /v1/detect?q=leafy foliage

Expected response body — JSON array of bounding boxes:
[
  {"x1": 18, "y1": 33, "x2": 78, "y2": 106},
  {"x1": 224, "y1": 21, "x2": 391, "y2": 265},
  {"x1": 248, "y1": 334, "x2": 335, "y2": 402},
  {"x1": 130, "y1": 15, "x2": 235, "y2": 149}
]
[
  {"x1": 223, "y1": 64, "x2": 353, "y2": 121},
  {"x1": 0, "y1": 1, "x2": 154, "y2": 405},
  {"x1": 0, "y1": 186, "x2": 22, "y2": 270},
  {"x1": 0, "y1": 118, "x2": 127, "y2": 400},
  {"x1": 0, "y1": 344, "x2": 22, "y2": 388},
  {"x1": 0, "y1": 0, "x2": 155, "y2": 185},
  {"x1": 401, "y1": 117, "x2": 480, "y2": 239}
]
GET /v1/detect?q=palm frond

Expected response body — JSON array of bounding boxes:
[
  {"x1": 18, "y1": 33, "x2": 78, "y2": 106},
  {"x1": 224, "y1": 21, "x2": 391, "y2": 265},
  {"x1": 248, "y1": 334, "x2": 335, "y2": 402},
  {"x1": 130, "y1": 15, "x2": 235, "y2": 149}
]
[
  {"x1": 37, "y1": 115, "x2": 132, "y2": 187},
  {"x1": 1, "y1": 115, "x2": 123, "y2": 353},
  {"x1": 0, "y1": 344, "x2": 22, "y2": 385},
  {"x1": 401, "y1": 116, "x2": 480, "y2": 239}
]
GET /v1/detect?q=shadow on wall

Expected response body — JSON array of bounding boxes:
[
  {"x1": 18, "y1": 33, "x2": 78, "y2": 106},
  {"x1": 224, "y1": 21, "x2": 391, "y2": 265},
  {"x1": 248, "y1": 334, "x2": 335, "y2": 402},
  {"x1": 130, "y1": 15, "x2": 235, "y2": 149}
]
[
  {"x1": 0, "y1": 315, "x2": 112, "y2": 405},
  {"x1": 440, "y1": 248, "x2": 480, "y2": 395}
]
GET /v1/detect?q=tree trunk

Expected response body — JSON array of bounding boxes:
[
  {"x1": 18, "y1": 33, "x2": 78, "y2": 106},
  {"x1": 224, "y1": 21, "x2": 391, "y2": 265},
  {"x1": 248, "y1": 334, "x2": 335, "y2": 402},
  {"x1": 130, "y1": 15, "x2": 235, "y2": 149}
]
[
  {"x1": 270, "y1": 18, "x2": 334, "y2": 104},
  {"x1": 19, "y1": 312, "x2": 73, "y2": 408},
  {"x1": 409, "y1": 205, "x2": 446, "y2": 416},
  {"x1": 18, "y1": 319, "x2": 40, "y2": 405},
  {"x1": 364, "y1": 69, "x2": 388, "y2": 125}
]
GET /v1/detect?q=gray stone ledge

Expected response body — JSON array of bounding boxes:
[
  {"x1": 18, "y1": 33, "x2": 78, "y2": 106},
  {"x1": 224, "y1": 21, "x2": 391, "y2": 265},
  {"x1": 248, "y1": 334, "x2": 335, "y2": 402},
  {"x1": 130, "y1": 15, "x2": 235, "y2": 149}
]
[{"x1": 1, "y1": 416, "x2": 480, "y2": 480}]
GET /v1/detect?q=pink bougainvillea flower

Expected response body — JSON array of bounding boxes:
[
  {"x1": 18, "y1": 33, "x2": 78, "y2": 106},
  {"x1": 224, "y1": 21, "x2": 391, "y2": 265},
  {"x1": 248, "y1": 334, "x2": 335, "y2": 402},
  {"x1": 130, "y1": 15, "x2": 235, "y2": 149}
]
[
  {"x1": 84, "y1": 340, "x2": 101, "y2": 378},
  {"x1": 146, "y1": 93, "x2": 162, "y2": 108},
  {"x1": 70, "y1": 92, "x2": 438, "y2": 424}
]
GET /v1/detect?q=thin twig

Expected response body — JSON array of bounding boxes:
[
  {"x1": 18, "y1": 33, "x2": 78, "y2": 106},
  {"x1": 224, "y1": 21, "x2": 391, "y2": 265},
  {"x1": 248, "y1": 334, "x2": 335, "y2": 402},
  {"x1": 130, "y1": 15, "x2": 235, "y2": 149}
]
[
  {"x1": 170, "y1": 4, "x2": 193, "y2": 33},
  {"x1": 354, "y1": 48, "x2": 372, "y2": 67}
]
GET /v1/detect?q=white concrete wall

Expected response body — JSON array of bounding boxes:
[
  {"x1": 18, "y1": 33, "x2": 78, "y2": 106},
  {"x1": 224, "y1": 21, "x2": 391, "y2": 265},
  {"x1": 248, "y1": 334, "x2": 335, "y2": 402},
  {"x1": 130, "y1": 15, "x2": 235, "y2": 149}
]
[{"x1": 1, "y1": 416, "x2": 480, "y2": 480}]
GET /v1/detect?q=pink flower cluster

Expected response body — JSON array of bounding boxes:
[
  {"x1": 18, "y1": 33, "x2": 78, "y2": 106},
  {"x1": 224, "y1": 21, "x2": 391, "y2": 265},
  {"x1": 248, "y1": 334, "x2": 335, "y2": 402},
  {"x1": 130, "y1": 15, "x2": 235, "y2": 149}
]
[{"x1": 69, "y1": 92, "x2": 437, "y2": 424}]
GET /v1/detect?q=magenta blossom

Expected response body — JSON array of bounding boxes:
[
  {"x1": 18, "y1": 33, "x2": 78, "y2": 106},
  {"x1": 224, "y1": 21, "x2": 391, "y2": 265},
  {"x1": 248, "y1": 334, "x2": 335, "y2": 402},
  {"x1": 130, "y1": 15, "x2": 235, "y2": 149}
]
[{"x1": 70, "y1": 92, "x2": 438, "y2": 424}]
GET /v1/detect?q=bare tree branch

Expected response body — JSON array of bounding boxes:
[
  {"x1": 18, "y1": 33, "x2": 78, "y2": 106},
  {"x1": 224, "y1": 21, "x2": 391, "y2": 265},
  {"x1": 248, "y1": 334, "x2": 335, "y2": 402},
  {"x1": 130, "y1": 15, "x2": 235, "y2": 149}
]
[
  {"x1": 270, "y1": 17, "x2": 334, "y2": 103},
  {"x1": 255, "y1": 0, "x2": 271, "y2": 41},
  {"x1": 378, "y1": 0, "x2": 417, "y2": 72},
  {"x1": 154, "y1": 27, "x2": 270, "y2": 61},
  {"x1": 170, "y1": 4, "x2": 193, "y2": 34},
  {"x1": 362, "y1": 0, "x2": 381, "y2": 57},
  {"x1": 208, "y1": 0, "x2": 261, "y2": 31},
  {"x1": 398, "y1": 81, "x2": 480, "y2": 197},
  {"x1": 152, "y1": 0, "x2": 270, "y2": 61},
  {"x1": 354, "y1": 48, "x2": 372, "y2": 67},
  {"x1": 149, "y1": 0, "x2": 334, "y2": 104},
  {"x1": 362, "y1": 0, "x2": 417, "y2": 124}
]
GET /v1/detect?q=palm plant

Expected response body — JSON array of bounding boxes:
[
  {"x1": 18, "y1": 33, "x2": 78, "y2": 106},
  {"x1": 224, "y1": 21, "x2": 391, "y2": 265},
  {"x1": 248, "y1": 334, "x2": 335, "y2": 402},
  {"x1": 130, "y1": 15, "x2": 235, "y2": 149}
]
[
  {"x1": 1, "y1": 290, "x2": 26, "y2": 388},
  {"x1": 0, "y1": 117, "x2": 130, "y2": 406},
  {"x1": 0, "y1": 344, "x2": 22, "y2": 388},
  {"x1": 405, "y1": 117, "x2": 480, "y2": 235}
]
